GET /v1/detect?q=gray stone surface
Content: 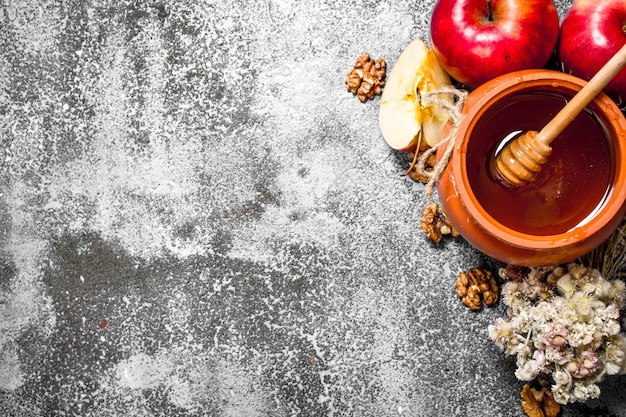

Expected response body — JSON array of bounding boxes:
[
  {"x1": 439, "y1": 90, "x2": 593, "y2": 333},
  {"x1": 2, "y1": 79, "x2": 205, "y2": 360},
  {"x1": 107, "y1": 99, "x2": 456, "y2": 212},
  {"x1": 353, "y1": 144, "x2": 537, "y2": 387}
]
[{"x1": 1, "y1": 0, "x2": 625, "y2": 416}]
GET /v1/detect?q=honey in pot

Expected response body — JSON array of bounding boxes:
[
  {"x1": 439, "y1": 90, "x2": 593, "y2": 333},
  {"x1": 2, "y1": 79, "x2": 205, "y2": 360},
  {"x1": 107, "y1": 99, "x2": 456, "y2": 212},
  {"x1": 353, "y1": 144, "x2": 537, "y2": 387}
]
[{"x1": 466, "y1": 91, "x2": 614, "y2": 235}]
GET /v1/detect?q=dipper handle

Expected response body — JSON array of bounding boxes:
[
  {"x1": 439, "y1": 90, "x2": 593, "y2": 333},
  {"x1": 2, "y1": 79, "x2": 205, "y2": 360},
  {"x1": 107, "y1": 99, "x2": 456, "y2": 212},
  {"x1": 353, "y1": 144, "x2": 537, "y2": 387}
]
[
  {"x1": 537, "y1": 42, "x2": 626, "y2": 146},
  {"x1": 495, "y1": 43, "x2": 626, "y2": 187}
]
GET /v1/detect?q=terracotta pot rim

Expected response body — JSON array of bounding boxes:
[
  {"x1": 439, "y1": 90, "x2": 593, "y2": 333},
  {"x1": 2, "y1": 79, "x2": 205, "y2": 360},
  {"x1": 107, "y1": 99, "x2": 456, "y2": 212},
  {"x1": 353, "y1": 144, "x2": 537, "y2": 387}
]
[{"x1": 452, "y1": 69, "x2": 626, "y2": 250}]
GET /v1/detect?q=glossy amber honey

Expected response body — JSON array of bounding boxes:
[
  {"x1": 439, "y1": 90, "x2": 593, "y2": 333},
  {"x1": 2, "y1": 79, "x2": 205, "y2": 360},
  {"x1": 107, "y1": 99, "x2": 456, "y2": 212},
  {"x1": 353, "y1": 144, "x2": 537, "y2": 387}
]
[
  {"x1": 436, "y1": 70, "x2": 626, "y2": 267},
  {"x1": 470, "y1": 92, "x2": 613, "y2": 235}
]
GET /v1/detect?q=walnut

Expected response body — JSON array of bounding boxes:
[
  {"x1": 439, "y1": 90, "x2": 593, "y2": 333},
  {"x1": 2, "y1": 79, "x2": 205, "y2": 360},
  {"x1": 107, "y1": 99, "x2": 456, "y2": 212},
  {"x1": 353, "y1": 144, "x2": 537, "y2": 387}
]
[
  {"x1": 520, "y1": 384, "x2": 560, "y2": 417},
  {"x1": 406, "y1": 149, "x2": 436, "y2": 183},
  {"x1": 455, "y1": 267, "x2": 499, "y2": 311},
  {"x1": 346, "y1": 52, "x2": 386, "y2": 102},
  {"x1": 421, "y1": 203, "x2": 459, "y2": 243},
  {"x1": 440, "y1": 209, "x2": 460, "y2": 238}
]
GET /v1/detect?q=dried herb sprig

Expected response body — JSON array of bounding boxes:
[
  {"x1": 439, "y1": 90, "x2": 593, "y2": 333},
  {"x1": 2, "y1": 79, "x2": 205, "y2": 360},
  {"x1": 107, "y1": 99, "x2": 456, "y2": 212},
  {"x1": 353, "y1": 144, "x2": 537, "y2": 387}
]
[
  {"x1": 578, "y1": 217, "x2": 626, "y2": 280},
  {"x1": 490, "y1": 264, "x2": 626, "y2": 404}
]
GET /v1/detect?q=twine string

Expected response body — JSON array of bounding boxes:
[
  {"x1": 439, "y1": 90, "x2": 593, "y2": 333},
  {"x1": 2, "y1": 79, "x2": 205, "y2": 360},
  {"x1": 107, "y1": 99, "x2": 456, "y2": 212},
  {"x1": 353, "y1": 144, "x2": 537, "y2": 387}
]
[{"x1": 415, "y1": 86, "x2": 468, "y2": 199}]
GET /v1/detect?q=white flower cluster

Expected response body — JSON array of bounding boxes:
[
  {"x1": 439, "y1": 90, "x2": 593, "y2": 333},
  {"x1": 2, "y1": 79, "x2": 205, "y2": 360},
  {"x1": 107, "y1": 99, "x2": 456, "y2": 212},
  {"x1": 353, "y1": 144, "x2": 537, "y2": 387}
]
[{"x1": 489, "y1": 263, "x2": 626, "y2": 404}]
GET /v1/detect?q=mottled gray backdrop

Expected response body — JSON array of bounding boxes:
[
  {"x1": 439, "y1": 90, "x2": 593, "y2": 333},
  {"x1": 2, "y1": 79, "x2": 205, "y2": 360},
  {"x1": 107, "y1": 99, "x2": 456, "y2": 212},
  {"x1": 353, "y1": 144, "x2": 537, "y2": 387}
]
[{"x1": 2, "y1": 0, "x2": 625, "y2": 416}]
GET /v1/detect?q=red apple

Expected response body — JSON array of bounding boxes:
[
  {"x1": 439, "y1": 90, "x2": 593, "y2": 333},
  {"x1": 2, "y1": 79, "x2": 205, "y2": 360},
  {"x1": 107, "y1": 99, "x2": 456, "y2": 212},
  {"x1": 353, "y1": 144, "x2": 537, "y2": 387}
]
[
  {"x1": 430, "y1": 0, "x2": 560, "y2": 89},
  {"x1": 558, "y1": 0, "x2": 626, "y2": 102}
]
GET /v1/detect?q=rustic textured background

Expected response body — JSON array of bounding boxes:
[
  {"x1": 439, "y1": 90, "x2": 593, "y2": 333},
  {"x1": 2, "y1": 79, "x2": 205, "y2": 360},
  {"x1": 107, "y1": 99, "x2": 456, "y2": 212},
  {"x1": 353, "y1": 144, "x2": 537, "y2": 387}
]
[{"x1": 1, "y1": 0, "x2": 625, "y2": 416}]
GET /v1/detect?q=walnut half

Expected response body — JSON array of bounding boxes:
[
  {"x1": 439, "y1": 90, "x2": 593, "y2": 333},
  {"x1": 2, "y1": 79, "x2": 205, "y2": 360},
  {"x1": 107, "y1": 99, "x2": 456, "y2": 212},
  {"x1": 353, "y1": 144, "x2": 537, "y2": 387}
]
[
  {"x1": 455, "y1": 267, "x2": 499, "y2": 311},
  {"x1": 421, "y1": 203, "x2": 459, "y2": 244},
  {"x1": 406, "y1": 149, "x2": 436, "y2": 184},
  {"x1": 520, "y1": 384, "x2": 560, "y2": 417},
  {"x1": 345, "y1": 52, "x2": 386, "y2": 102}
]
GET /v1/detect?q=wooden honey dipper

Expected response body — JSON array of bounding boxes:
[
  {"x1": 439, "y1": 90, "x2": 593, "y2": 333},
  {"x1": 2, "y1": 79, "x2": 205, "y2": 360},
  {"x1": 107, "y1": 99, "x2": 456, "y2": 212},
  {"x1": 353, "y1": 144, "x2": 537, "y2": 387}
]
[{"x1": 495, "y1": 43, "x2": 626, "y2": 187}]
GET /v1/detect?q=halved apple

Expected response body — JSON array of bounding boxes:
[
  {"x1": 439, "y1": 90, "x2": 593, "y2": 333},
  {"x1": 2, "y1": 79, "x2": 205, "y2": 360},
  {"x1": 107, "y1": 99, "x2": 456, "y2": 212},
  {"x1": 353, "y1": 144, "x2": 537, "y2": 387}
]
[{"x1": 379, "y1": 39, "x2": 453, "y2": 151}]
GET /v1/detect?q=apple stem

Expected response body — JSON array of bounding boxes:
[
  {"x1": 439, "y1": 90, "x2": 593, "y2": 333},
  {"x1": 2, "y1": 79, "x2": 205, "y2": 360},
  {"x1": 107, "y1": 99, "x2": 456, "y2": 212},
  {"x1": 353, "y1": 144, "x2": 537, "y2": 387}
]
[{"x1": 486, "y1": 0, "x2": 493, "y2": 21}]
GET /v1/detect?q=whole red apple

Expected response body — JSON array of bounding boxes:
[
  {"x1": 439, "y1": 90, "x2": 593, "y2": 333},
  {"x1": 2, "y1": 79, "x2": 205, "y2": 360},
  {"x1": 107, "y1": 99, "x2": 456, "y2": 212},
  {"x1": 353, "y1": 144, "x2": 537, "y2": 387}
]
[
  {"x1": 558, "y1": 0, "x2": 626, "y2": 102},
  {"x1": 430, "y1": 0, "x2": 560, "y2": 89}
]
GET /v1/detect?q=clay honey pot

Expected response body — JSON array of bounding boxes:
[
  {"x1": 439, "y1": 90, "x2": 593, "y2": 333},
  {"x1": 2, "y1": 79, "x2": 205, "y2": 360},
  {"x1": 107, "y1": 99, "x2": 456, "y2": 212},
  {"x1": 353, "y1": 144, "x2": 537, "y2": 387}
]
[{"x1": 436, "y1": 69, "x2": 626, "y2": 267}]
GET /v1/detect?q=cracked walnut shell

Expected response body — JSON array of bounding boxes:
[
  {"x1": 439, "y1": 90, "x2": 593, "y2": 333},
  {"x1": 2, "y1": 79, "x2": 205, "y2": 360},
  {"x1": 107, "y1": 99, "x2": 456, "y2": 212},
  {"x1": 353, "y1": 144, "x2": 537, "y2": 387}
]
[
  {"x1": 346, "y1": 52, "x2": 386, "y2": 102},
  {"x1": 421, "y1": 203, "x2": 459, "y2": 244},
  {"x1": 520, "y1": 384, "x2": 560, "y2": 417},
  {"x1": 456, "y1": 267, "x2": 499, "y2": 311}
]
